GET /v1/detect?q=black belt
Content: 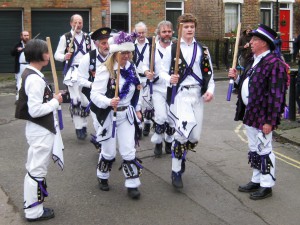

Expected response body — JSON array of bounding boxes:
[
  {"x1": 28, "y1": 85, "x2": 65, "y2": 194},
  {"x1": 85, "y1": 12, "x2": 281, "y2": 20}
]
[
  {"x1": 182, "y1": 84, "x2": 200, "y2": 90},
  {"x1": 116, "y1": 106, "x2": 128, "y2": 111},
  {"x1": 138, "y1": 73, "x2": 146, "y2": 77},
  {"x1": 20, "y1": 63, "x2": 29, "y2": 65}
]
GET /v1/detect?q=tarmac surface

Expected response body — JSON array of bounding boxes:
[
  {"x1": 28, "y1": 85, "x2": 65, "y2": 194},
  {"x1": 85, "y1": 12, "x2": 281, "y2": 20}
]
[{"x1": 0, "y1": 69, "x2": 299, "y2": 224}]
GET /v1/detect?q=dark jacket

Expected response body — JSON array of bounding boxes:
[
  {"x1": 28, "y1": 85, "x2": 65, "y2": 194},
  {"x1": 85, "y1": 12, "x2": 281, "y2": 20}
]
[
  {"x1": 235, "y1": 53, "x2": 288, "y2": 130},
  {"x1": 10, "y1": 41, "x2": 24, "y2": 73}
]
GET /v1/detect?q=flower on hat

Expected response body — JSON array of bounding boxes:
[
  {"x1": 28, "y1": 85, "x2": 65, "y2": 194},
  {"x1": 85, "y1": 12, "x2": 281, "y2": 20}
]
[{"x1": 109, "y1": 31, "x2": 136, "y2": 53}]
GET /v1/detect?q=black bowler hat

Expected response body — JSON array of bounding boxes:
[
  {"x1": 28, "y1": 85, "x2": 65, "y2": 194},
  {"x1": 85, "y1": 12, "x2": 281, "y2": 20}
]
[
  {"x1": 91, "y1": 27, "x2": 111, "y2": 41},
  {"x1": 249, "y1": 24, "x2": 277, "y2": 50}
]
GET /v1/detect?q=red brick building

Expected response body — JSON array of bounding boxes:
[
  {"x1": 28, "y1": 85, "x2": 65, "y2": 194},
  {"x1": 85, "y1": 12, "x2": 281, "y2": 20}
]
[{"x1": 0, "y1": 0, "x2": 298, "y2": 72}]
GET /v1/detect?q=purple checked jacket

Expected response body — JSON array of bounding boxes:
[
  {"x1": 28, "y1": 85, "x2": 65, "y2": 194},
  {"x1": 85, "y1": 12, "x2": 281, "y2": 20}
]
[{"x1": 234, "y1": 53, "x2": 288, "y2": 131}]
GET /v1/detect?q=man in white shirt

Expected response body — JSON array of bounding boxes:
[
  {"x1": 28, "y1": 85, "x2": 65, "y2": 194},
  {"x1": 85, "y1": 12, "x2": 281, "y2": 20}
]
[
  {"x1": 77, "y1": 27, "x2": 111, "y2": 151},
  {"x1": 54, "y1": 14, "x2": 95, "y2": 140},
  {"x1": 133, "y1": 22, "x2": 152, "y2": 137},
  {"x1": 160, "y1": 13, "x2": 215, "y2": 188}
]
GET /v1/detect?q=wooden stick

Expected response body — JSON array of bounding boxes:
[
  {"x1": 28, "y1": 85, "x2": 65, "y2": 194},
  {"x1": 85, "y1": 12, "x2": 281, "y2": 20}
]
[
  {"x1": 46, "y1": 37, "x2": 64, "y2": 129},
  {"x1": 174, "y1": 23, "x2": 183, "y2": 74},
  {"x1": 46, "y1": 37, "x2": 59, "y2": 95},
  {"x1": 226, "y1": 23, "x2": 241, "y2": 101},
  {"x1": 231, "y1": 23, "x2": 242, "y2": 69},
  {"x1": 150, "y1": 36, "x2": 156, "y2": 73},
  {"x1": 170, "y1": 23, "x2": 183, "y2": 104},
  {"x1": 114, "y1": 52, "x2": 121, "y2": 111}
]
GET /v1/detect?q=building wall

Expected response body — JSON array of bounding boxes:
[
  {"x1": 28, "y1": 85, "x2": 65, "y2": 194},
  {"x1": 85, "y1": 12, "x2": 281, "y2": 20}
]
[{"x1": 0, "y1": 0, "x2": 103, "y2": 35}]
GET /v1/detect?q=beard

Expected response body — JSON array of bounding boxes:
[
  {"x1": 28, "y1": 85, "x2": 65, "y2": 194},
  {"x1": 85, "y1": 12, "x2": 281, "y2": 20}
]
[{"x1": 161, "y1": 37, "x2": 171, "y2": 43}]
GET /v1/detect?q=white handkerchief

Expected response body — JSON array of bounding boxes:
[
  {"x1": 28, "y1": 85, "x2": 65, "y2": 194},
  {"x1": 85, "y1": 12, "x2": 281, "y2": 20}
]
[
  {"x1": 52, "y1": 123, "x2": 64, "y2": 170},
  {"x1": 257, "y1": 131, "x2": 272, "y2": 148}
]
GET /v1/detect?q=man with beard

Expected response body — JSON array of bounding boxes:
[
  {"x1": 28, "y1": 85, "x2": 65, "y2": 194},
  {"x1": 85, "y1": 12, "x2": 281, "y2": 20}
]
[
  {"x1": 77, "y1": 27, "x2": 111, "y2": 151},
  {"x1": 54, "y1": 14, "x2": 95, "y2": 140},
  {"x1": 11, "y1": 30, "x2": 30, "y2": 101},
  {"x1": 145, "y1": 21, "x2": 175, "y2": 156}
]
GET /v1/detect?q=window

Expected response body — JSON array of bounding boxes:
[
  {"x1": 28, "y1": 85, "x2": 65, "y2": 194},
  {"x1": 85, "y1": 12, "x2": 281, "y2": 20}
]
[
  {"x1": 260, "y1": 2, "x2": 272, "y2": 27},
  {"x1": 225, "y1": 3, "x2": 240, "y2": 33},
  {"x1": 111, "y1": 0, "x2": 129, "y2": 32},
  {"x1": 166, "y1": 1, "x2": 184, "y2": 37}
]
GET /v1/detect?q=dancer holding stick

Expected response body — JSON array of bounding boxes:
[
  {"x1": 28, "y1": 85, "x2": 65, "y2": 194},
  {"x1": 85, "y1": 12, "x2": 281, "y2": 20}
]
[
  {"x1": 15, "y1": 39, "x2": 64, "y2": 221},
  {"x1": 90, "y1": 32, "x2": 143, "y2": 199},
  {"x1": 160, "y1": 13, "x2": 215, "y2": 188}
]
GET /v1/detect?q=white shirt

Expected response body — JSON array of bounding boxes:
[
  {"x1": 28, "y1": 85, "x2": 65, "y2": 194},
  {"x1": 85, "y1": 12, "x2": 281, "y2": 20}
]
[
  {"x1": 77, "y1": 48, "x2": 109, "y2": 88},
  {"x1": 24, "y1": 66, "x2": 59, "y2": 136},
  {"x1": 160, "y1": 37, "x2": 215, "y2": 94},
  {"x1": 91, "y1": 61, "x2": 142, "y2": 111},
  {"x1": 54, "y1": 30, "x2": 95, "y2": 65},
  {"x1": 134, "y1": 38, "x2": 150, "y2": 75}
]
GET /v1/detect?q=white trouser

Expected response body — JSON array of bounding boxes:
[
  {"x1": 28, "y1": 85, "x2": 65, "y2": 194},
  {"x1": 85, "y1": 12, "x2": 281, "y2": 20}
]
[
  {"x1": 68, "y1": 82, "x2": 89, "y2": 129},
  {"x1": 244, "y1": 125, "x2": 275, "y2": 187},
  {"x1": 97, "y1": 110, "x2": 141, "y2": 188},
  {"x1": 90, "y1": 111, "x2": 100, "y2": 133},
  {"x1": 151, "y1": 90, "x2": 174, "y2": 144},
  {"x1": 170, "y1": 86, "x2": 204, "y2": 173},
  {"x1": 24, "y1": 133, "x2": 54, "y2": 219}
]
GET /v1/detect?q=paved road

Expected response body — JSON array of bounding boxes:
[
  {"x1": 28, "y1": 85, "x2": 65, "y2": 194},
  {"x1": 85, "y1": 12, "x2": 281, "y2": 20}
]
[{"x1": 1, "y1": 81, "x2": 300, "y2": 225}]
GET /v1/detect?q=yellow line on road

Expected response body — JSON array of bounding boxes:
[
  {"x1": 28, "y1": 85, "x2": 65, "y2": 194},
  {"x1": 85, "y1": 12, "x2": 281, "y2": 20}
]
[
  {"x1": 274, "y1": 151, "x2": 300, "y2": 165},
  {"x1": 276, "y1": 156, "x2": 300, "y2": 169}
]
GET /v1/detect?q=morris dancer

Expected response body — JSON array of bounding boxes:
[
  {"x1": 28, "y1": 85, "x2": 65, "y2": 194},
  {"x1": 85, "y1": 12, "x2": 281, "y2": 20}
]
[
  {"x1": 77, "y1": 27, "x2": 111, "y2": 151},
  {"x1": 90, "y1": 32, "x2": 143, "y2": 199},
  {"x1": 228, "y1": 24, "x2": 288, "y2": 200},
  {"x1": 133, "y1": 22, "x2": 152, "y2": 137},
  {"x1": 54, "y1": 14, "x2": 95, "y2": 140},
  {"x1": 146, "y1": 21, "x2": 175, "y2": 156},
  {"x1": 160, "y1": 13, "x2": 215, "y2": 188},
  {"x1": 15, "y1": 39, "x2": 64, "y2": 221}
]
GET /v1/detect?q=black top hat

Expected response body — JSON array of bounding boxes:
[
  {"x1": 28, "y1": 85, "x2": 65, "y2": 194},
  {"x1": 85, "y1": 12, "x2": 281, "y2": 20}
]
[
  {"x1": 91, "y1": 27, "x2": 111, "y2": 41},
  {"x1": 249, "y1": 24, "x2": 277, "y2": 50}
]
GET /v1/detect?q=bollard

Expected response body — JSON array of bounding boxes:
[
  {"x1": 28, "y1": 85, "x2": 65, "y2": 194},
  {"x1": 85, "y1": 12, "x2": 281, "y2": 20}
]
[{"x1": 289, "y1": 68, "x2": 297, "y2": 121}]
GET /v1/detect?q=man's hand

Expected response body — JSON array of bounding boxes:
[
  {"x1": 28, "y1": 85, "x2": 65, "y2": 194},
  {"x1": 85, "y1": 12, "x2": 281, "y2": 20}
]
[
  {"x1": 228, "y1": 68, "x2": 237, "y2": 80},
  {"x1": 203, "y1": 92, "x2": 213, "y2": 102},
  {"x1": 263, "y1": 124, "x2": 272, "y2": 135},
  {"x1": 54, "y1": 93, "x2": 63, "y2": 104},
  {"x1": 64, "y1": 52, "x2": 72, "y2": 61},
  {"x1": 170, "y1": 74, "x2": 179, "y2": 85},
  {"x1": 136, "y1": 111, "x2": 142, "y2": 121},
  {"x1": 145, "y1": 70, "x2": 154, "y2": 80}
]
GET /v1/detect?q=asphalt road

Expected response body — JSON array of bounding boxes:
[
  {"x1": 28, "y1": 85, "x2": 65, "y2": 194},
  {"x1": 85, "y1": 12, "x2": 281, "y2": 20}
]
[{"x1": 1, "y1": 81, "x2": 300, "y2": 225}]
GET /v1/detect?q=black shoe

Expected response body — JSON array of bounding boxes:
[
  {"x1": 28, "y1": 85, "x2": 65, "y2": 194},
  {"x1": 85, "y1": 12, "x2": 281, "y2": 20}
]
[
  {"x1": 27, "y1": 208, "x2": 55, "y2": 222},
  {"x1": 82, "y1": 127, "x2": 87, "y2": 138},
  {"x1": 154, "y1": 143, "x2": 163, "y2": 157},
  {"x1": 76, "y1": 129, "x2": 85, "y2": 140},
  {"x1": 250, "y1": 187, "x2": 272, "y2": 200},
  {"x1": 238, "y1": 182, "x2": 260, "y2": 193},
  {"x1": 165, "y1": 141, "x2": 172, "y2": 154},
  {"x1": 98, "y1": 179, "x2": 109, "y2": 191},
  {"x1": 143, "y1": 123, "x2": 151, "y2": 136},
  {"x1": 127, "y1": 188, "x2": 140, "y2": 199},
  {"x1": 171, "y1": 171, "x2": 183, "y2": 188}
]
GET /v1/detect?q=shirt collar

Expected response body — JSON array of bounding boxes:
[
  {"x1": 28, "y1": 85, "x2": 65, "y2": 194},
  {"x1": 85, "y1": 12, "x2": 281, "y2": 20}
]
[
  {"x1": 253, "y1": 50, "x2": 270, "y2": 61},
  {"x1": 27, "y1": 65, "x2": 45, "y2": 78}
]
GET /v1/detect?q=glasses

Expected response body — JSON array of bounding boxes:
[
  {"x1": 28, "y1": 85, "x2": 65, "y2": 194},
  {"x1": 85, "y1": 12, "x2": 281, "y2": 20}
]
[{"x1": 121, "y1": 51, "x2": 131, "y2": 55}]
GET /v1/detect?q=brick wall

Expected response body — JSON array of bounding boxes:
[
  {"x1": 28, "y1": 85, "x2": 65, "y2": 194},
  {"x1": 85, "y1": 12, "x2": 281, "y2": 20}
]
[
  {"x1": 131, "y1": 0, "x2": 165, "y2": 35},
  {"x1": 0, "y1": 0, "x2": 103, "y2": 35}
]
